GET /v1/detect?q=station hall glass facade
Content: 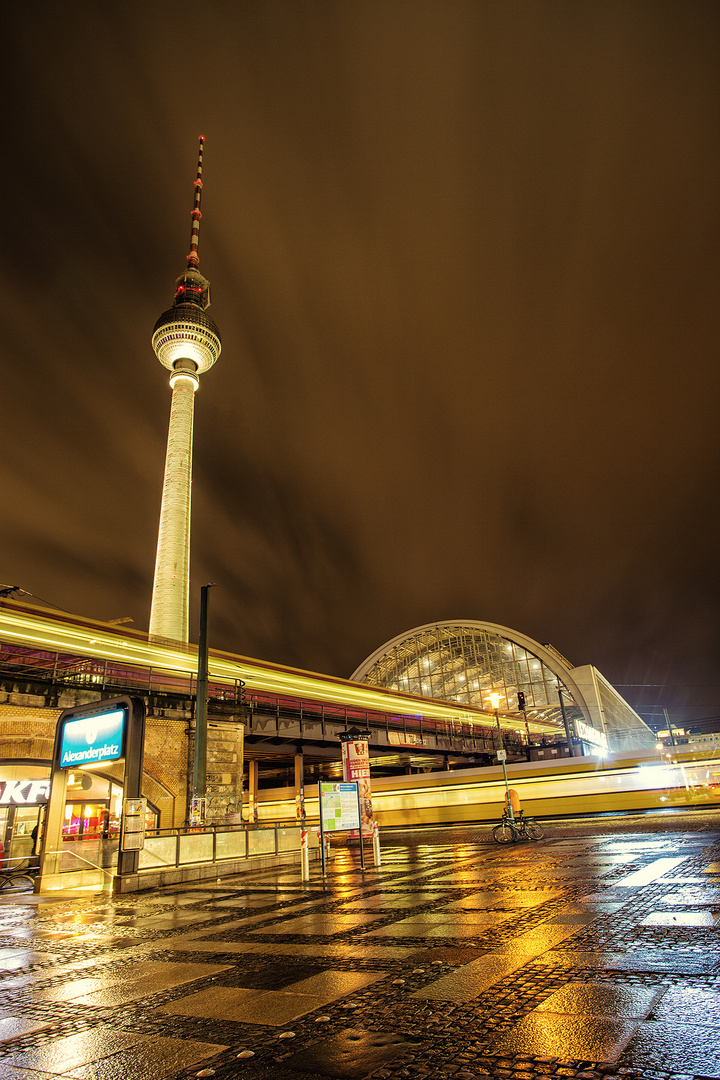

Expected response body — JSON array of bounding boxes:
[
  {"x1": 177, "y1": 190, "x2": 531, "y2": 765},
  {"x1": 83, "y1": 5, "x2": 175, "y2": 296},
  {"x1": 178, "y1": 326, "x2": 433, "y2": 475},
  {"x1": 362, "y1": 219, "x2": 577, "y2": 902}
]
[{"x1": 351, "y1": 621, "x2": 656, "y2": 753}]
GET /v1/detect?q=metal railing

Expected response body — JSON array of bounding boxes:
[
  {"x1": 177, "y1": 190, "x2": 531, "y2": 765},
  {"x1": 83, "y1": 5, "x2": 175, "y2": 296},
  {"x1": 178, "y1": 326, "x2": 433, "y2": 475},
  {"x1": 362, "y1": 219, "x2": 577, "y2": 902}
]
[
  {"x1": 0, "y1": 639, "x2": 507, "y2": 752},
  {"x1": 138, "y1": 822, "x2": 309, "y2": 873}
]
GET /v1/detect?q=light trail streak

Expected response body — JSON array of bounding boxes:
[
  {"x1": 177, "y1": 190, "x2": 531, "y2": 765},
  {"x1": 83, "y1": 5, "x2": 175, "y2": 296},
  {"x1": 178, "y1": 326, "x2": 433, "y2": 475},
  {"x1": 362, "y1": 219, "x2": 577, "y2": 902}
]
[{"x1": 0, "y1": 601, "x2": 559, "y2": 735}]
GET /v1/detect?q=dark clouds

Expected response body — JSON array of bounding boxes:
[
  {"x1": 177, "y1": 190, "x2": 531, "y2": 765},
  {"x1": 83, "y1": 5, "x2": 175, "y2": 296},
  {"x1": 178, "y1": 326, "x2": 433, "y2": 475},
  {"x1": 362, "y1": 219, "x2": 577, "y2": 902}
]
[{"x1": 2, "y1": 1, "x2": 719, "y2": 726}]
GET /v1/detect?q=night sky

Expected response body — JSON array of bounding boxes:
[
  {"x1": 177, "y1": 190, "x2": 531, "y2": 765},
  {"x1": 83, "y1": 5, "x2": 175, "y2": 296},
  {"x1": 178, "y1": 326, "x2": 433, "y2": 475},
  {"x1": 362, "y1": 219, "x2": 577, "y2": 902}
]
[{"x1": 3, "y1": 2, "x2": 719, "y2": 729}]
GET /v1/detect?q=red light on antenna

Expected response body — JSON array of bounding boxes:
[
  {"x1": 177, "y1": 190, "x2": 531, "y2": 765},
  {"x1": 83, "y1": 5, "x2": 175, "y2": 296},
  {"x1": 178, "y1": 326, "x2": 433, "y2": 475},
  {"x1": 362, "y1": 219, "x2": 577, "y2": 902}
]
[{"x1": 199, "y1": 135, "x2": 205, "y2": 142}]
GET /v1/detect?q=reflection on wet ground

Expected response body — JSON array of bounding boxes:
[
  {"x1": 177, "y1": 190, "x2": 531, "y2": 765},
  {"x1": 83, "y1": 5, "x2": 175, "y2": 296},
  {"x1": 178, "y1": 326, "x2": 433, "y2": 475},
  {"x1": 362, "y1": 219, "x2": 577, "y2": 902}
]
[{"x1": 0, "y1": 815, "x2": 718, "y2": 1079}]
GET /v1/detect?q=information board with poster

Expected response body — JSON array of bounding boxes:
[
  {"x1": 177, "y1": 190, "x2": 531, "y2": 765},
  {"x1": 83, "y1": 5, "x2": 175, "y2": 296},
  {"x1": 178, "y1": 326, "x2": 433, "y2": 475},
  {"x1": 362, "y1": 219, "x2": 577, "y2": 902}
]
[
  {"x1": 317, "y1": 781, "x2": 364, "y2": 875},
  {"x1": 318, "y1": 782, "x2": 361, "y2": 833},
  {"x1": 338, "y1": 731, "x2": 373, "y2": 836}
]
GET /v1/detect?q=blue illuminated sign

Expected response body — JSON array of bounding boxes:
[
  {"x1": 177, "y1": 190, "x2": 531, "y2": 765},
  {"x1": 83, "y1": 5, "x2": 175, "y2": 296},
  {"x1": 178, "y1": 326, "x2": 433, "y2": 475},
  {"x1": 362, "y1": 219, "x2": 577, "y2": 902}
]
[{"x1": 59, "y1": 708, "x2": 126, "y2": 768}]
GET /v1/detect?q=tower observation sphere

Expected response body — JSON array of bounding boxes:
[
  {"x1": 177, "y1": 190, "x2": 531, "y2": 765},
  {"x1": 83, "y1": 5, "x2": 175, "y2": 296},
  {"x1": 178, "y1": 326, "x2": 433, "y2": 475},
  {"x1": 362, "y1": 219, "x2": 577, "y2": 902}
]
[{"x1": 149, "y1": 138, "x2": 221, "y2": 643}]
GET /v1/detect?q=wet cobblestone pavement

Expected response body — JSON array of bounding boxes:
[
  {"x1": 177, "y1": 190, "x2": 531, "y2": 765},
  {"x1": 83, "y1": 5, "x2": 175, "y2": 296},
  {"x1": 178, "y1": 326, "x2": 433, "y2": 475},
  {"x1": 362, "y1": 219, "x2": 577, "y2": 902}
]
[{"x1": 0, "y1": 813, "x2": 718, "y2": 1079}]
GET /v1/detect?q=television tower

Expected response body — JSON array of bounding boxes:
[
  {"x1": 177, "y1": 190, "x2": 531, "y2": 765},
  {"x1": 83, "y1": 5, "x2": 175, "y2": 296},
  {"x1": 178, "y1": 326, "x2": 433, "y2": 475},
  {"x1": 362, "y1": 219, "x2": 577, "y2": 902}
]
[{"x1": 149, "y1": 137, "x2": 221, "y2": 642}]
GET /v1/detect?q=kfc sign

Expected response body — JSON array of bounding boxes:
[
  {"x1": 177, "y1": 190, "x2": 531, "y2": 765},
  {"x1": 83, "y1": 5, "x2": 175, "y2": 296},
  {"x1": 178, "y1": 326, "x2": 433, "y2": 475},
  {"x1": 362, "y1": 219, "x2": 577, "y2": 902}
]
[{"x1": 0, "y1": 779, "x2": 51, "y2": 805}]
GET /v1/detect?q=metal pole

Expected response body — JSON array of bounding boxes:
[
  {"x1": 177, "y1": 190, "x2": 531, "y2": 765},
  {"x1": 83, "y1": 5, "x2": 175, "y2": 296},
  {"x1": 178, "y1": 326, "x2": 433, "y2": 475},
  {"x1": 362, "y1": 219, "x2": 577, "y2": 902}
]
[
  {"x1": 318, "y1": 783, "x2": 327, "y2": 878},
  {"x1": 192, "y1": 583, "x2": 215, "y2": 819},
  {"x1": 558, "y1": 688, "x2": 577, "y2": 756},
  {"x1": 356, "y1": 783, "x2": 365, "y2": 872},
  {"x1": 522, "y1": 706, "x2": 531, "y2": 748},
  {"x1": 663, "y1": 708, "x2": 677, "y2": 747},
  {"x1": 495, "y1": 708, "x2": 514, "y2": 822}
]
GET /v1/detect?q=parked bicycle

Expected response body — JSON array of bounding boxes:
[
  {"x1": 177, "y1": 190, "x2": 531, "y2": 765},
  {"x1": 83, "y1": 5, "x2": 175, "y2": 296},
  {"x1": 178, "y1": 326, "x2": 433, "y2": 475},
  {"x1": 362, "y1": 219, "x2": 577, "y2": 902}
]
[
  {"x1": 0, "y1": 860, "x2": 38, "y2": 893},
  {"x1": 492, "y1": 810, "x2": 544, "y2": 844}
]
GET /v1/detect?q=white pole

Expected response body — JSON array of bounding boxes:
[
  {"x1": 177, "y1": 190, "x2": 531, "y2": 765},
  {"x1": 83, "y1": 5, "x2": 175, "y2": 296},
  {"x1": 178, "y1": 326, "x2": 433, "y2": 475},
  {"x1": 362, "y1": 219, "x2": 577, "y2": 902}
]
[
  {"x1": 300, "y1": 826, "x2": 310, "y2": 881},
  {"x1": 372, "y1": 819, "x2": 381, "y2": 866}
]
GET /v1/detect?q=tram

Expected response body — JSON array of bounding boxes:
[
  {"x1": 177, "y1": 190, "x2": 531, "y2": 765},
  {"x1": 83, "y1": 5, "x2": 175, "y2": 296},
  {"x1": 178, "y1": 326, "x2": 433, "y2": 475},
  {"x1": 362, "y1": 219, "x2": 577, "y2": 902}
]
[{"x1": 251, "y1": 747, "x2": 720, "y2": 826}]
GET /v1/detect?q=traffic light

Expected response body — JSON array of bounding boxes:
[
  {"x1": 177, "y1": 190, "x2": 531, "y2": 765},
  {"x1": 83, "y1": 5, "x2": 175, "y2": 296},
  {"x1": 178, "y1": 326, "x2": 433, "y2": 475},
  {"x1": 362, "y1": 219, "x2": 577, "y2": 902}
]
[{"x1": 517, "y1": 691, "x2": 526, "y2": 710}]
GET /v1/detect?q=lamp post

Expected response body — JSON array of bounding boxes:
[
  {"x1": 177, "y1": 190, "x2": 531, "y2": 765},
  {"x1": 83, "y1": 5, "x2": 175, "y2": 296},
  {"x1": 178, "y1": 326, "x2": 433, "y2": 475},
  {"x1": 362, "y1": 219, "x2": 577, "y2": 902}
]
[
  {"x1": 558, "y1": 685, "x2": 582, "y2": 757},
  {"x1": 490, "y1": 692, "x2": 514, "y2": 822},
  {"x1": 663, "y1": 708, "x2": 677, "y2": 747}
]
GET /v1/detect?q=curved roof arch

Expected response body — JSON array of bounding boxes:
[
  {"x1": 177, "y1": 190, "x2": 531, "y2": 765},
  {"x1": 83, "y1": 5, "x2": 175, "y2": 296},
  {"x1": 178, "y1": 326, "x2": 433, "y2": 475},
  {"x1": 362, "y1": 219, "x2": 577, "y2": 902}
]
[
  {"x1": 351, "y1": 619, "x2": 592, "y2": 735},
  {"x1": 352, "y1": 619, "x2": 575, "y2": 685},
  {"x1": 351, "y1": 620, "x2": 655, "y2": 753}
]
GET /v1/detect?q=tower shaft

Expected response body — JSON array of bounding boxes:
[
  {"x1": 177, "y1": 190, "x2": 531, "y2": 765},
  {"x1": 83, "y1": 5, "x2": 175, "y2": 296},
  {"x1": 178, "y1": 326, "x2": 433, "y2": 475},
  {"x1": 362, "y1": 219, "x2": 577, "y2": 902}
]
[{"x1": 149, "y1": 372, "x2": 197, "y2": 642}]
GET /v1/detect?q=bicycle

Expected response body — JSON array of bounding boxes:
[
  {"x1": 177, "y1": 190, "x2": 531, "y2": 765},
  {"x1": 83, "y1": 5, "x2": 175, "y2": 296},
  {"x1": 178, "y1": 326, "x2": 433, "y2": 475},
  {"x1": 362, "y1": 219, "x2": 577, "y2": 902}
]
[
  {"x1": 0, "y1": 860, "x2": 38, "y2": 893},
  {"x1": 492, "y1": 810, "x2": 544, "y2": 844}
]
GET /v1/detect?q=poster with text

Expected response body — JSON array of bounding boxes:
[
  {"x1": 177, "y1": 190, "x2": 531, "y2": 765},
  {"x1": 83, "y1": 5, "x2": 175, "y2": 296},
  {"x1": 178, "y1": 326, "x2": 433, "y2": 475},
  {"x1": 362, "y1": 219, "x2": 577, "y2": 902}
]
[
  {"x1": 341, "y1": 738, "x2": 373, "y2": 833},
  {"x1": 319, "y1": 782, "x2": 360, "y2": 832}
]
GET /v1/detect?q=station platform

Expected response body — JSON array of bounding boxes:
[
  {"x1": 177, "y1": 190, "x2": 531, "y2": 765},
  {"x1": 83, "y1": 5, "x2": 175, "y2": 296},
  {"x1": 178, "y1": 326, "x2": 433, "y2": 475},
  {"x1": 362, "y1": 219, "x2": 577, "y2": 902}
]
[{"x1": 0, "y1": 813, "x2": 718, "y2": 1080}]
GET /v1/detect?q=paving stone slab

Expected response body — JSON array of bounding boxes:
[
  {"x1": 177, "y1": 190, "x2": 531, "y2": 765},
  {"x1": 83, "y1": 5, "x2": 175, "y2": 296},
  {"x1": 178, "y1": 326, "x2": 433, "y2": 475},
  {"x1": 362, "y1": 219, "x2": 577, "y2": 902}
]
[
  {"x1": 648, "y1": 984, "x2": 720, "y2": 1026},
  {"x1": 156, "y1": 969, "x2": 385, "y2": 1026},
  {"x1": 0, "y1": 1017, "x2": 52, "y2": 1043},
  {"x1": 69, "y1": 1036, "x2": 228, "y2": 1080},
  {"x1": 251, "y1": 914, "x2": 380, "y2": 935},
  {"x1": 0, "y1": 952, "x2": 61, "y2": 971},
  {"x1": 280, "y1": 1027, "x2": 421, "y2": 1078},
  {"x1": 641, "y1": 910, "x2": 719, "y2": 926},
  {"x1": 487, "y1": 1014, "x2": 639, "y2": 1062},
  {"x1": 599, "y1": 950, "x2": 720, "y2": 975},
  {"x1": 622, "y1": 1021, "x2": 720, "y2": 1076},
  {"x1": 1, "y1": 1027, "x2": 149, "y2": 1073},
  {"x1": 534, "y1": 980, "x2": 666, "y2": 1019}
]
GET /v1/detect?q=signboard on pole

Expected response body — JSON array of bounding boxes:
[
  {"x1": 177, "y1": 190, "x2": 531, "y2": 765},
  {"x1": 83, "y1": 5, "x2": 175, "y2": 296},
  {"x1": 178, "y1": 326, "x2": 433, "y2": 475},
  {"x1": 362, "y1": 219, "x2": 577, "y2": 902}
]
[
  {"x1": 317, "y1": 781, "x2": 364, "y2": 875},
  {"x1": 319, "y1": 782, "x2": 361, "y2": 832}
]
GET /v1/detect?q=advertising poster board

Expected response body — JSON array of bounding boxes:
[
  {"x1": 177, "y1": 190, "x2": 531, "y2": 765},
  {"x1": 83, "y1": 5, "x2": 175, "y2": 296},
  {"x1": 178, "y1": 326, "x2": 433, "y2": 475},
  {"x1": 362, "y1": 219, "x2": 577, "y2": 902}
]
[{"x1": 339, "y1": 734, "x2": 373, "y2": 836}]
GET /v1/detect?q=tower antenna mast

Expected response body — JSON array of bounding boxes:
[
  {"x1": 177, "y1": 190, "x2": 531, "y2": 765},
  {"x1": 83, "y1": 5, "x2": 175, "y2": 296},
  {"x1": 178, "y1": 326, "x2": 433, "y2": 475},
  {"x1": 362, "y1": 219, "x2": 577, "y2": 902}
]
[{"x1": 187, "y1": 136, "x2": 204, "y2": 269}]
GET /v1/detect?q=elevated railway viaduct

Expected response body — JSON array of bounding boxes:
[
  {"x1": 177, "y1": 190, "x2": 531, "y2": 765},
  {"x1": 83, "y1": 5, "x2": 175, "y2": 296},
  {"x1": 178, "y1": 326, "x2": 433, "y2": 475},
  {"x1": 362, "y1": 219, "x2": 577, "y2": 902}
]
[{"x1": 0, "y1": 600, "x2": 547, "y2": 828}]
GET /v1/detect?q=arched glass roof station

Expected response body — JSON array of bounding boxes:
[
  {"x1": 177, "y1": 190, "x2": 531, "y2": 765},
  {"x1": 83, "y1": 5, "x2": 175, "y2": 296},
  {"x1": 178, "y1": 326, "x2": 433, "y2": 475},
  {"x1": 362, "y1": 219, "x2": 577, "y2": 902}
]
[{"x1": 351, "y1": 621, "x2": 656, "y2": 754}]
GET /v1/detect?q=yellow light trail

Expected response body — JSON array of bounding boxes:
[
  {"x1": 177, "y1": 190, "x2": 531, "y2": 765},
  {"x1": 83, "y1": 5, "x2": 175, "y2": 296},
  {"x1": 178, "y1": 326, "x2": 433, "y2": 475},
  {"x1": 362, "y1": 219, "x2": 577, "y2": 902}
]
[{"x1": 0, "y1": 600, "x2": 560, "y2": 736}]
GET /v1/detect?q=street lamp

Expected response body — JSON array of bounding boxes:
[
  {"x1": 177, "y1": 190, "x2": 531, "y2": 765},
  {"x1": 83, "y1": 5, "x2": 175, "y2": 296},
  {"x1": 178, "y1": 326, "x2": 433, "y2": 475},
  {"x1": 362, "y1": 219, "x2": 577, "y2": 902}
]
[
  {"x1": 489, "y1": 692, "x2": 514, "y2": 822},
  {"x1": 557, "y1": 685, "x2": 583, "y2": 757}
]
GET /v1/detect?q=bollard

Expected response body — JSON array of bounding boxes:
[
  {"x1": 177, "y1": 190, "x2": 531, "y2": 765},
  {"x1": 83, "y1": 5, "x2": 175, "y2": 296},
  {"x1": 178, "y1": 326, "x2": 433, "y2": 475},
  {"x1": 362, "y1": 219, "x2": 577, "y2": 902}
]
[
  {"x1": 372, "y1": 819, "x2": 381, "y2": 866},
  {"x1": 300, "y1": 827, "x2": 310, "y2": 881}
]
